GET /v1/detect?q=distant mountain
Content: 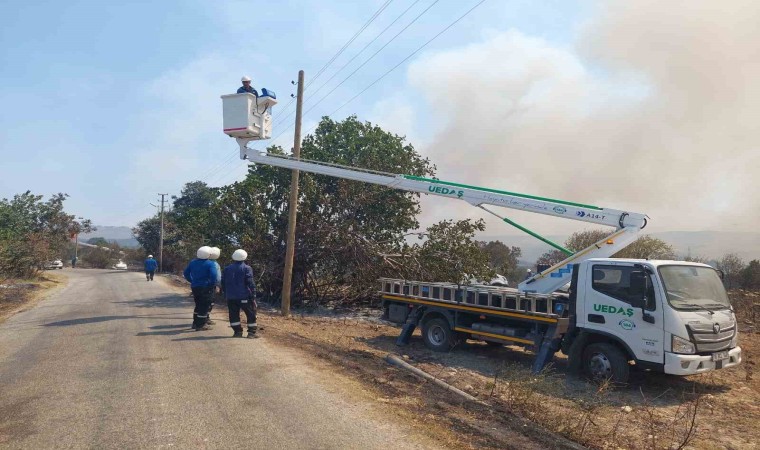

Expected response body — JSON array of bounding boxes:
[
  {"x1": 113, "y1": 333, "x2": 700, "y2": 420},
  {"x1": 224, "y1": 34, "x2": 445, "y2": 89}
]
[
  {"x1": 81, "y1": 226, "x2": 139, "y2": 249},
  {"x1": 476, "y1": 231, "x2": 760, "y2": 265}
]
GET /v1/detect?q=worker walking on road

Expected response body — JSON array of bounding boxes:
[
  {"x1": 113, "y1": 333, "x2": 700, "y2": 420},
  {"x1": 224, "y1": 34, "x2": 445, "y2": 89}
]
[
  {"x1": 206, "y1": 247, "x2": 223, "y2": 325},
  {"x1": 144, "y1": 255, "x2": 158, "y2": 281},
  {"x1": 183, "y1": 246, "x2": 219, "y2": 331},
  {"x1": 222, "y1": 249, "x2": 258, "y2": 339}
]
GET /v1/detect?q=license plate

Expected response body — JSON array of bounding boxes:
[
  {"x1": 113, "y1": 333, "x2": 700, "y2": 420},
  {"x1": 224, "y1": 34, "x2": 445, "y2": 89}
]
[{"x1": 711, "y1": 351, "x2": 729, "y2": 361}]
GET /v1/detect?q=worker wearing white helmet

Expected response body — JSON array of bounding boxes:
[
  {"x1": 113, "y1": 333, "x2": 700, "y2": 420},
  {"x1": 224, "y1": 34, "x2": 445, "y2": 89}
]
[
  {"x1": 222, "y1": 249, "x2": 258, "y2": 338},
  {"x1": 183, "y1": 246, "x2": 219, "y2": 331},
  {"x1": 237, "y1": 76, "x2": 258, "y2": 96},
  {"x1": 144, "y1": 254, "x2": 158, "y2": 281},
  {"x1": 205, "y1": 247, "x2": 223, "y2": 326},
  {"x1": 524, "y1": 268, "x2": 533, "y2": 281}
]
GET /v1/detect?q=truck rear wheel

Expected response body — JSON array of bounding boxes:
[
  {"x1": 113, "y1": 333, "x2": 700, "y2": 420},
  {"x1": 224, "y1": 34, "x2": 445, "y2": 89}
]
[
  {"x1": 582, "y1": 343, "x2": 629, "y2": 383},
  {"x1": 421, "y1": 318, "x2": 456, "y2": 352}
]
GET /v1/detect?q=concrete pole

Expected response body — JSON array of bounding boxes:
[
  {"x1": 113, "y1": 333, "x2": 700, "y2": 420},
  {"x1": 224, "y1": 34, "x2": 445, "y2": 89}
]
[{"x1": 281, "y1": 70, "x2": 305, "y2": 317}]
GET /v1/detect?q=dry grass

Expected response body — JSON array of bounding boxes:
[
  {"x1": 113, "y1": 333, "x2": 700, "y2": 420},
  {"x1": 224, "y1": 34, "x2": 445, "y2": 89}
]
[{"x1": 0, "y1": 271, "x2": 66, "y2": 324}]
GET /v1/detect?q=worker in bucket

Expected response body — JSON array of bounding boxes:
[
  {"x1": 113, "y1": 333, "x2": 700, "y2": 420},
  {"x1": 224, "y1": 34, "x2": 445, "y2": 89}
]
[
  {"x1": 237, "y1": 76, "x2": 258, "y2": 95},
  {"x1": 221, "y1": 249, "x2": 258, "y2": 339},
  {"x1": 206, "y1": 247, "x2": 223, "y2": 325},
  {"x1": 144, "y1": 254, "x2": 158, "y2": 281},
  {"x1": 183, "y1": 246, "x2": 219, "y2": 331}
]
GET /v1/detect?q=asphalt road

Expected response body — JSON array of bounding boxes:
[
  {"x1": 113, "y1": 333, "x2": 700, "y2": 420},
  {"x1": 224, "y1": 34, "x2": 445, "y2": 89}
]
[{"x1": 0, "y1": 269, "x2": 443, "y2": 449}]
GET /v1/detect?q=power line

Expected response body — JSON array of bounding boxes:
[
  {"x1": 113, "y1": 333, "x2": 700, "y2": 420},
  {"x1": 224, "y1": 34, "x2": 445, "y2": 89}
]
[
  {"x1": 306, "y1": 0, "x2": 396, "y2": 89},
  {"x1": 307, "y1": 0, "x2": 427, "y2": 100},
  {"x1": 271, "y1": 0, "x2": 436, "y2": 140},
  {"x1": 289, "y1": 0, "x2": 490, "y2": 144},
  {"x1": 272, "y1": 0, "x2": 423, "y2": 132}
]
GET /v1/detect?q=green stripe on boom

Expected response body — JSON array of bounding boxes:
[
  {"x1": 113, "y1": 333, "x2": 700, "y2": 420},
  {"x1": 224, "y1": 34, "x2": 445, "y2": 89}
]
[
  {"x1": 403, "y1": 175, "x2": 602, "y2": 210},
  {"x1": 501, "y1": 217, "x2": 573, "y2": 256}
]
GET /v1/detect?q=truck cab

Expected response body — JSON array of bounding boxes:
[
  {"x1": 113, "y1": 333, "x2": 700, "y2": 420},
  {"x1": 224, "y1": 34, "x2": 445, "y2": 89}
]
[{"x1": 569, "y1": 259, "x2": 741, "y2": 381}]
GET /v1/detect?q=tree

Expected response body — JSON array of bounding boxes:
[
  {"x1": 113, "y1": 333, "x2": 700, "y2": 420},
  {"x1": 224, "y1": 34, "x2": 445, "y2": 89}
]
[
  {"x1": 0, "y1": 191, "x2": 92, "y2": 278},
  {"x1": 406, "y1": 219, "x2": 493, "y2": 283},
  {"x1": 133, "y1": 116, "x2": 436, "y2": 304},
  {"x1": 477, "y1": 240, "x2": 522, "y2": 282},
  {"x1": 717, "y1": 253, "x2": 745, "y2": 289},
  {"x1": 535, "y1": 229, "x2": 676, "y2": 267},
  {"x1": 740, "y1": 260, "x2": 760, "y2": 290},
  {"x1": 613, "y1": 235, "x2": 676, "y2": 259}
]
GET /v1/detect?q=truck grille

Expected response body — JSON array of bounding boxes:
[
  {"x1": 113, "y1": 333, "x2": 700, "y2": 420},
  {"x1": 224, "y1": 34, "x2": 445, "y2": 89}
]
[{"x1": 687, "y1": 322, "x2": 735, "y2": 353}]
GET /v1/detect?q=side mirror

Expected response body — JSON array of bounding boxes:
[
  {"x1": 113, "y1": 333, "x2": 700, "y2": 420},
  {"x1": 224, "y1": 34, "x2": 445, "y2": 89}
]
[{"x1": 629, "y1": 270, "x2": 648, "y2": 309}]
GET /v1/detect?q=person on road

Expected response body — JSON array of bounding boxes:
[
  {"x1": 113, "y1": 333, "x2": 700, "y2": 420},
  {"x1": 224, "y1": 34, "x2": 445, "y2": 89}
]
[
  {"x1": 183, "y1": 246, "x2": 219, "y2": 331},
  {"x1": 222, "y1": 249, "x2": 258, "y2": 339},
  {"x1": 237, "y1": 76, "x2": 258, "y2": 95},
  {"x1": 71, "y1": 256, "x2": 77, "y2": 268},
  {"x1": 144, "y1": 255, "x2": 158, "y2": 281},
  {"x1": 206, "y1": 247, "x2": 223, "y2": 325}
]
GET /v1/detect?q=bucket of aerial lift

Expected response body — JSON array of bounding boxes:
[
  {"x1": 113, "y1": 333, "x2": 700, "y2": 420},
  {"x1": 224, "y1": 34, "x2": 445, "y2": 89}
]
[{"x1": 221, "y1": 90, "x2": 278, "y2": 140}]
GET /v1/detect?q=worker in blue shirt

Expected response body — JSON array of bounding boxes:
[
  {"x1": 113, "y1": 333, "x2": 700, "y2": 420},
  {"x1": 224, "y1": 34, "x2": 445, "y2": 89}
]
[
  {"x1": 144, "y1": 255, "x2": 158, "y2": 281},
  {"x1": 183, "y1": 246, "x2": 219, "y2": 331},
  {"x1": 222, "y1": 249, "x2": 258, "y2": 338},
  {"x1": 237, "y1": 76, "x2": 258, "y2": 95},
  {"x1": 205, "y1": 247, "x2": 223, "y2": 325}
]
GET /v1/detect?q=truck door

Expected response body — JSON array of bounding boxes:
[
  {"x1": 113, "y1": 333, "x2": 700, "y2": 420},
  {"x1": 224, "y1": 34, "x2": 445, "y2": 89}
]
[{"x1": 579, "y1": 263, "x2": 665, "y2": 365}]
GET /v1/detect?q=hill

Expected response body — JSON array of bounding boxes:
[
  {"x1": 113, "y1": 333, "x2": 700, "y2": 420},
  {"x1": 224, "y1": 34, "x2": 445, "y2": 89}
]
[
  {"x1": 81, "y1": 226, "x2": 139, "y2": 248},
  {"x1": 476, "y1": 231, "x2": 760, "y2": 265}
]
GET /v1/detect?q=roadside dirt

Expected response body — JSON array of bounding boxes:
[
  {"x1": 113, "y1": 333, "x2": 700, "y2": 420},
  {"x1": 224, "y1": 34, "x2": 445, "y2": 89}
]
[
  {"x1": 0, "y1": 271, "x2": 66, "y2": 324},
  {"x1": 159, "y1": 274, "x2": 759, "y2": 449}
]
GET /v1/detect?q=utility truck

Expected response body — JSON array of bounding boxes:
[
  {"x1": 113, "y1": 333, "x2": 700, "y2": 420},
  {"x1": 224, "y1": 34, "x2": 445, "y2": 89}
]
[{"x1": 221, "y1": 94, "x2": 742, "y2": 382}]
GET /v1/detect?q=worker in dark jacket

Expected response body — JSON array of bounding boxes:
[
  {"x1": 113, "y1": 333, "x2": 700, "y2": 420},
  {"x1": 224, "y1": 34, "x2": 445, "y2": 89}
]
[
  {"x1": 183, "y1": 246, "x2": 219, "y2": 331},
  {"x1": 237, "y1": 76, "x2": 258, "y2": 95},
  {"x1": 144, "y1": 255, "x2": 158, "y2": 281},
  {"x1": 222, "y1": 249, "x2": 258, "y2": 338}
]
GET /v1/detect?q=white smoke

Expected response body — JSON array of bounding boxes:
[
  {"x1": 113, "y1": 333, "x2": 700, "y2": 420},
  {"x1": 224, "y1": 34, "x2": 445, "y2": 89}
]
[{"x1": 404, "y1": 0, "x2": 760, "y2": 234}]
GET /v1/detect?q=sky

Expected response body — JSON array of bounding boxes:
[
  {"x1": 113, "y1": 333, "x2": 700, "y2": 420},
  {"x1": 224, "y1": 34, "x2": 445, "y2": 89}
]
[{"x1": 1, "y1": 0, "x2": 758, "y2": 240}]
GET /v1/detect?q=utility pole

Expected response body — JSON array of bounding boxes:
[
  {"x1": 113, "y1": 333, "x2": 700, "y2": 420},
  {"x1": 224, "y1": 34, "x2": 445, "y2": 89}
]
[
  {"x1": 158, "y1": 194, "x2": 167, "y2": 273},
  {"x1": 281, "y1": 70, "x2": 304, "y2": 317}
]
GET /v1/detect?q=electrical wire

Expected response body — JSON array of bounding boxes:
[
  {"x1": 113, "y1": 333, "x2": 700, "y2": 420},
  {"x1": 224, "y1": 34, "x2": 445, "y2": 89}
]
[
  {"x1": 306, "y1": 0, "x2": 396, "y2": 89},
  {"x1": 270, "y1": 0, "x2": 488, "y2": 150}
]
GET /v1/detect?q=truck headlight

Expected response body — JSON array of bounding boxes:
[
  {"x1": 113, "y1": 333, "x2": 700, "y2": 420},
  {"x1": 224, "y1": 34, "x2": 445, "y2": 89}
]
[{"x1": 672, "y1": 335, "x2": 695, "y2": 354}]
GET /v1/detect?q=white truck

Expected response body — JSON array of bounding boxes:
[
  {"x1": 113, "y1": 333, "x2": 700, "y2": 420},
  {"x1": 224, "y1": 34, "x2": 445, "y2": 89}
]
[{"x1": 220, "y1": 95, "x2": 742, "y2": 382}]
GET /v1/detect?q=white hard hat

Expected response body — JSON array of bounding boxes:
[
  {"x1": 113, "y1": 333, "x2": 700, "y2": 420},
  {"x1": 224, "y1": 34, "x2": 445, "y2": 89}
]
[
  {"x1": 209, "y1": 247, "x2": 221, "y2": 260},
  {"x1": 232, "y1": 249, "x2": 248, "y2": 261},
  {"x1": 527, "y1": 269, "x2": 532, "y2": 273},
  {"x1": 147, "y1": 255, "x2": 153, "y2": 258},
  {"x1": 196, "y1": 246, "x2": 212, "y2": 259},
  {"x1": 241, "y1": 76, "x2": 251, "y2": 82}
]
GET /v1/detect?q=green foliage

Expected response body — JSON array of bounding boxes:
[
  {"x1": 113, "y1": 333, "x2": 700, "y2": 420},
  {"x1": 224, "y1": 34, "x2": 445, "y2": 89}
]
[
  {"x1": 614, "y1": 235, "x2": 676, "y2": 259},
  {"x1": 536, "y1": 229, "x2": 676, "y2": 266},
  {"x1": 0, "y1": 191, "x2": 92, "y2": 278},
  {"x1": 477, "y1": 240, "x2": 522, "y2": 282},
  {"x1": 132, "y1": 116, "x2": 439, "y2": 303},
  {"x1": 408, "y1": 219, "x2": 493, "y2": 283}
]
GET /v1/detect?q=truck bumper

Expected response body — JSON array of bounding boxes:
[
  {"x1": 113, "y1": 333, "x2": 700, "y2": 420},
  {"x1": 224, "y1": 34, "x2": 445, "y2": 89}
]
[{"x1": 663, "y1": 347, "x2": 741, "y2": 375}]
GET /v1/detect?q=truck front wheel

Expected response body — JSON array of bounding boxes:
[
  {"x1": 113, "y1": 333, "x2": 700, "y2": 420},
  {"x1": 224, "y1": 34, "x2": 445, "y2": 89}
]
[
  {"x1": 582, "y1": 343, "x2": 629, "y2": 383},
  {"x1": 421, "y1": 317, "x2": 456, "y2": 352}
]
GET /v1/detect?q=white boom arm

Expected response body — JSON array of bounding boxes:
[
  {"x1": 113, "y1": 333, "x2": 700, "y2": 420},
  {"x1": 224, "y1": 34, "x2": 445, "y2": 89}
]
[{"x1": 235, "y1": 140, "x2": 648, "y2": 294}]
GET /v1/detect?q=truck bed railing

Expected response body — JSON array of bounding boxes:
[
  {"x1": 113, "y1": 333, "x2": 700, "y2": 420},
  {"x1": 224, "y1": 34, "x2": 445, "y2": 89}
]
[{"x1": 379, "y1": 278, "x2": 563, "y2": 320}]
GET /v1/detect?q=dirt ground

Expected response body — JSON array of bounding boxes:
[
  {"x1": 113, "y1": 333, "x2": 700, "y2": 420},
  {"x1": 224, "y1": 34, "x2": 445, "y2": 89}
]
[
  {"x1": 0, "y1": 271, "x2": 66, "y2": 324},
  {"x1": 163, "y1": 275, "x2": 760, "y2": 449}
]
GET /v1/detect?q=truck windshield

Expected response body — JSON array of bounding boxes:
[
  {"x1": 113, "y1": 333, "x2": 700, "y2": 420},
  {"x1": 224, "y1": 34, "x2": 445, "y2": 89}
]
[{"x1": 658, "y1": 265, "x2": 730, "y2": 311}]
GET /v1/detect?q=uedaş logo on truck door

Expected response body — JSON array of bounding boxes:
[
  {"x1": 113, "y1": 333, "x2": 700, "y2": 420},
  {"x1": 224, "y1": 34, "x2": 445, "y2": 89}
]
[{"x1": 593, "y1": 303, "x2": 634, "y2": 317}]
